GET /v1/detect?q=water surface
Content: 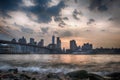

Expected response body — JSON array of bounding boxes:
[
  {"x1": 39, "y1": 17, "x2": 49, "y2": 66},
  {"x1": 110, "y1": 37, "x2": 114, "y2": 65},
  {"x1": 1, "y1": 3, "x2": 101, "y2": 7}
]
[{"x1": 0, "y1": 54, "x2": 120, "y2": 74}]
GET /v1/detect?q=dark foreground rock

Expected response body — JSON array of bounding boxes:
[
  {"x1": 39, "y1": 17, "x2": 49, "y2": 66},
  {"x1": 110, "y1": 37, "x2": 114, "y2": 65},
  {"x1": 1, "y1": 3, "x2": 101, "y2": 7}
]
[
  {"x1": 66, "y1": 70, "x2": 89, "y2": 79},
  {"x1": 88, "y1": 73, "x2": 105, "y2": 80},
  {"x1": 46, "y1": 73, "x2": 62, "y2": 80},
  {"x1": 106, "y1": 72, "x2": 120, "y2": 80},
  {"x1": 8, "y1": 68, "x2": 18, "y2": 74},
  {"x1": 0, "y1": 68, "x2": 119, "y2": 80}
]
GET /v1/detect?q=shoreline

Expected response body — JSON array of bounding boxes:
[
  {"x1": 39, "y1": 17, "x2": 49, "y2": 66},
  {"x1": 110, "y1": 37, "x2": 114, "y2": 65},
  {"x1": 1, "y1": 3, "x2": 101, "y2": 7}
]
[
  {"x1": 0, "y1": 68, "x2": 119, "y2": 80},
  {"x1": 0, "y1": 53, "x2": 120, "y2": 55}
]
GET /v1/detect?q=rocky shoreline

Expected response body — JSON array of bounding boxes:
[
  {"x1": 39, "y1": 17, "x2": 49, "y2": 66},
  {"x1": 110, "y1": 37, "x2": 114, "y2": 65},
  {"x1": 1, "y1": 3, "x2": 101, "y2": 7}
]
[{"x1": 0, "y1": 68, "x2": 120, "y2": 80}]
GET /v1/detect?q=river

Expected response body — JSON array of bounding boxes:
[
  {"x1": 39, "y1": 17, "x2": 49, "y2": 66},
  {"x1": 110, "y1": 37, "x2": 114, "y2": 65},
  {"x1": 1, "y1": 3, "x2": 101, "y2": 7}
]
[{"x1": 0, "y1": 54, "x2": 120, "y2": 74}]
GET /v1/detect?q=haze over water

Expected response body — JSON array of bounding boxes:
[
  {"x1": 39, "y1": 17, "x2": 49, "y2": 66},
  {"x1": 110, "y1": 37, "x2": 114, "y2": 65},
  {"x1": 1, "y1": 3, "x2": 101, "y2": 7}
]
[{"x1": 0, "y1": 54, "x2": 120, "y2": 74}]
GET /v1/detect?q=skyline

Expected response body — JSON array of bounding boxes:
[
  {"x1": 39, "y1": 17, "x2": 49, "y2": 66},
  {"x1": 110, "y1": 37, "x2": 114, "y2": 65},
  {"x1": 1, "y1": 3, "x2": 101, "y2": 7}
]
[
  {"x1": 0, "y1": 0, "x2": 120, "y2": 48},
  {"x1": 0, "y1": 36, "x2": 120, "y2": 54},
  {"x1": 3, "y1": 35, "x2": 120, "y2": 49}
]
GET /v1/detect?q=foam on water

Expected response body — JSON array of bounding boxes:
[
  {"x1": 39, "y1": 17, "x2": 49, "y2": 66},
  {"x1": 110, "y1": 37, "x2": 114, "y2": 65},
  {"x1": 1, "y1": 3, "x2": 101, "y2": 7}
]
[
  {"x1": 0, "y1": 63, "x2": 79, "y2": 74},
  {"x1": 0, "y1": 54, "x2": 119, "y2": 75}
]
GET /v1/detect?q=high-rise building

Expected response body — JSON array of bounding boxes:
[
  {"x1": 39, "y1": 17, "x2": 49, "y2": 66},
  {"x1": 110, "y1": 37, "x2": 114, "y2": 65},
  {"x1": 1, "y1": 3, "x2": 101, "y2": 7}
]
[
  {"x1": 11, "y1": 38, "x2": 16, "y2": 43},
  {"x1": 52, "y1": 35, "x2": 55, "y2": 44},
  {"x1": 56, "y1": 37, "x2": 61, "y2": 49},
  {"x1": 30, "y1": 38, "x2": 35, "y2": 45},
  {"x1": 70, "y1": 40, "x2": 77, "y2": 51},
  {"x1": 18, "y1": 36, "x2": 26, "y2": 44},
  {"x1": 41, "y1": 39, "x2": 44, "y2": 47},
  {"x1": 38, "y1": 39, "x2": 44, "y2": 47},
  {"x1": 82, "y1": 43, "x2": 93, "y2": 51}
]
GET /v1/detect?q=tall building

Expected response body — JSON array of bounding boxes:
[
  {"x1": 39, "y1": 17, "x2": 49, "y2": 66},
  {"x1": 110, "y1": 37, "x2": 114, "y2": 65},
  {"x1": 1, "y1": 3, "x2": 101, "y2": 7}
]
[
  {"x1": 70, "y1": 40, "x2": 77, "y2": 51},
  {"x1": 38, "y1": 39, "x2": 44, "y2": 47},
  {"x1": 11, "y1": 38, "x2": 16, "y2": 43},
  {"x1": 56, "y1": 37, "x2": 61, "y2": 49},
  {"x1": 52, "y1": 35, "x2": 55, "y2": 44},
  {"x1": 30, "y1": 38, "x2": 35, "y2": 45},
  {"x1": 82, "y1": 43, "x2": 93, "y2": 51},
  {"x1": 18, "y1": 36, "x2": 26, "y2": 44},
  {"x1": 40, "y1": 39, "x2": 44, "y2": 47}
]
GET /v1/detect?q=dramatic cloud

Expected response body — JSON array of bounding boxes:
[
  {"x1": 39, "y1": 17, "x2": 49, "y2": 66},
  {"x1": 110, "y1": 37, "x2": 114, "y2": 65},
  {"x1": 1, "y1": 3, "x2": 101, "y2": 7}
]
[
  {"x1": 27, "y1": 0, "x2": 65, "y2": 23},
  {"x1": 58, "y1": 21, "x2": 66, "y2": 28},
  {"x1": 87, "y1": 19, "x2": 95, "y2": 25},
  {"x1": 89, "y1": 0, "x2": 110, "y2": 11},
  {"x1": 0, "y1": 0, "x2": 120, "y2": 48},
  {"x1": 59, "y1": 30, "x2": 73, "y2": 38},
  {"x1": 0, "y1": 0, "x2": 22, "y2": 11},
  {"x1": 21, "y1": 27, "x2": 34, "y2": 34},
  {"x1": 63, "y1": 17, "x2": 69, "y2": 20},
  {"x1": 41, "y1": 27, "x2": 49, "y2": 34},
  {"x1": 72, "y1": 9, "x2": 82, "y2": 20}
]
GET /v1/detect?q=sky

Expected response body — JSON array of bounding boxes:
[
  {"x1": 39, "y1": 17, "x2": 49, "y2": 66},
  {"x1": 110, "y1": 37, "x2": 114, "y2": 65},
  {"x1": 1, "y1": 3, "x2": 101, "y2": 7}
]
[{"x1": 0, "y1": 0, "x2": 120, "y2": 49}]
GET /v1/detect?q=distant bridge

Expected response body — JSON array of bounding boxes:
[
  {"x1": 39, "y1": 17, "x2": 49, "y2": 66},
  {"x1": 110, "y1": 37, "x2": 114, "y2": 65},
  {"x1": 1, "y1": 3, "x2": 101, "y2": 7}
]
[{"x1": 0, "y1": 40, "x2": 51, "y2": 54}]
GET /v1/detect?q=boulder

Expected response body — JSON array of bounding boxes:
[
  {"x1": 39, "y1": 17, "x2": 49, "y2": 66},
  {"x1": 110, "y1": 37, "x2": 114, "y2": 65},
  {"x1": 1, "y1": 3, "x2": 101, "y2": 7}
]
[
  {"x1": 32, "y1": 77, "x2": 36, "y2": 80},
  {"x1": 88, "y1": 73, "x2": 105, "y2": 80},
  {"x1": 0, "y1": 70, "x2": 2, "y2": 73},
  {"x1": 46, "y1": 73, "x2": 62, "y2": 80},
  {"x1": 8, "y1": 68, "x2": 18, "y2": 74},
  {"x1": 20, "y1": 74, "x2": 31, "y2": 80},
  {"x1": 66, "y1": 70, "x2": 89, "y2": 79},
  {"x1": 106, "y1": 72, "x2": 120, "y2": 80}
]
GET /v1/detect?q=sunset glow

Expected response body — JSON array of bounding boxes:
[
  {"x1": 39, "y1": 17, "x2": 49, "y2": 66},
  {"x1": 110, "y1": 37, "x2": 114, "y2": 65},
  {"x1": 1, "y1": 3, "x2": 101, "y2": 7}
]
[{"x1": 0, "y1": 0, "x2": 120, "y2": 49}]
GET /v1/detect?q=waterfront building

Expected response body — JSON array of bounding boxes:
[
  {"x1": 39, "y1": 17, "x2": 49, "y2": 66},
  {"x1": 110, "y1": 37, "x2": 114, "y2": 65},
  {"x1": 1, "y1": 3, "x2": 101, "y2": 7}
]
[
  {"x1": 70, "y1": 40, "x2": 77, "y2": 51},
  {"x1": 11, "y1": 38, "x2": 16, "y2": 43},
  {"x1": 56, "y1": 37, "x2": 61, "y2": 49},
  {"x1": 38, "y1": 39, "x2": 44, "y2": 47},
  {"x1": 18, "y1": 36, "x2": 26, "y2": 44},
  {"x1": 29, "y1": 38, "x2": 35, "y2": 45},
  {"x1": 82, "y1": 43, "x2": 93, "y2": 51},
  {"x1": 52, "y1": 35, "x2": 55, "y2": 44}
]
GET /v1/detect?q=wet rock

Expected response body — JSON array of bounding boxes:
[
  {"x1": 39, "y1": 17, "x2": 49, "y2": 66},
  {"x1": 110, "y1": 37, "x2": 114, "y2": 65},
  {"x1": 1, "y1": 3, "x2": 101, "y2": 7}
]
[
  {"x1": 66, "y1": 70, "x2": 89, "y2": 79},
  {"x1": 46, "y1": 73, "x2": 62, "y2": 80},
  {"x1": 106, "y1": 72, "x2": 120, "y2": 80},
  {"x1": 0, "y1": 70, "x2": 2, "y2": 73},
  {"x1": 2, "y1": 74, "x2": 13, "y2": 78},
  {"x1": 1, "y1": 73, "x2": 19, "y2": 80},
  {"x1": 20, "y1": 74, "x2": 31, "y2": 80},
  {"x1": 8, "y1": 68, "x2": 18, "y2": 74},
  {"x1": 88, "y1": 73, "x2": 105, "y2": 80},
  {"x1": 32, "y1": 77, "x2": 36, "y2": 80},
  {"x1": 32, "y1": 71, "x2": 39, "y2": 75}
]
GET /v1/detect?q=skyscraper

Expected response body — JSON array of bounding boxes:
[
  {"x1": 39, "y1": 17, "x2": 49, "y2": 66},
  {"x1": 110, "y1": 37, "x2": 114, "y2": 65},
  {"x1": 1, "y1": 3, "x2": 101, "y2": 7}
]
[
  {"x1": 30, "y1": 38, "x2": 35, "y2": 45},
  {"x1": 70, "y1": 40, "x2": 77, "y2": 51},
  {"x1": 82, "y1": 43, "x2": 93, "y2": 51},
  {"x1": 18, "y1": 36, "x2": 26, "y2": 44},
  {"x1": 52, "y1": 35, "x2": 55, "y2": 44},
  {"x1": 41, "y1": 39, "x2": 44, "y2": 47},
  {"x1": 38, "y1": 39, "x2": 44, "y2": 47},
  {"x1": 11, "y1": 38, "x2": 16, "y2": 43},
  {"x1": 56, "y1": 37, "x2": 61, "y2": 49}
]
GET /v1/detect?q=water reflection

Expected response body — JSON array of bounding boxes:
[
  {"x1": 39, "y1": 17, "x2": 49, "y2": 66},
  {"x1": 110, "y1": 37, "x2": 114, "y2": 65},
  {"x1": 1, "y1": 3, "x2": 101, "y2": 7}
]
[
  {"x1": 0, "y1": 54, "x2": 120, "y2": 64},
  {"x1": 0, "y1": 54, "x2": 120, "y2": 72}
]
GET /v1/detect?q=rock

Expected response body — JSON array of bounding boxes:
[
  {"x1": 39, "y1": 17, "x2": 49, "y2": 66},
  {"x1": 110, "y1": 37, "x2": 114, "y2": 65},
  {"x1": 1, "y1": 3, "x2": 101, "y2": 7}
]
[
  {"x1": 46, "y1": 73, "x2": 61, "y2": 80},
  {"x1": 88, "y1": 73, "x2": 105, "y2": 80},
  {"x1": 20, "y1": 74, "x2": 31, "y2": 79},
  {"x1": 106, "y1": 72, "x2": 120, "y2": 80},
  {"x1": 0, "y1": 70, "x2": 2, "y2": 73},
  {"x1": 32, "y1": 77, "x2": 36, "y2": 80},
  {"x1": 8, "y1": 68, "x2": 18, "y2": 74},
  {"x1": 2, "y1": 74, "x2": 13, "y2": 78},
  {"x1": 1, "y1": 73, "x2": 19, "y2": 80},
  {"x1": 66, "y1": 70, "x2": 89, "y2": 79}
]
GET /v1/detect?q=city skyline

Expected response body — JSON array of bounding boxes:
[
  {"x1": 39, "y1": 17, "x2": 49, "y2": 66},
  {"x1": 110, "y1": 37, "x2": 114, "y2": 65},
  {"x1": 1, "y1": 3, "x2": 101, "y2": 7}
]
[
  {"x1": 9, "y1": 35, "x2": 118, "y2": 49},
  {"x1": 1, "y1": 36, "x2": 119, "y2": 54},
  {"x1": 0, "y1": 0, "x2": 120, "y2": 49}
]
